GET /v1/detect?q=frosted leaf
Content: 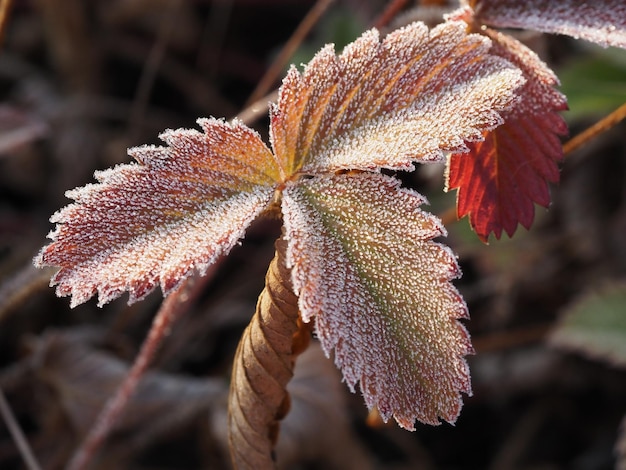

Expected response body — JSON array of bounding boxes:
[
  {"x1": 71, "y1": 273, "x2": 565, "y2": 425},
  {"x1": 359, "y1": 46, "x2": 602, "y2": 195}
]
[
  {"x1": 282, "y1": 174, "x2": 472, "y2": 428},
  {"x1": 471, "y1": 0, "x2": 626, "y2": 49},
  {"x1": 479, "y1": 28, "x2": 568, "y2": 121},
  {"x1": 269, "y1": 20, "x2": 525, "y2": 175},
  {"x1": 446, "y1": 27, "x2": 568, "y2": 241},
  {"x1": 35, "y1": 118, "x2": 279, "y2": 307}
]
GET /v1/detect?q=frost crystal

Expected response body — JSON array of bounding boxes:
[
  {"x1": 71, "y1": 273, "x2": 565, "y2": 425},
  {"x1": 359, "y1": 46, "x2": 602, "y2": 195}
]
[
  {"x1": 270, "y1": 21, "x2": 524, "y2": 175},
  {"x1": 36, "y1": 119, "x2": 278, "y2": 307},
  {"x1": 36, "y1": 19, "x2": 527, "y2": 430},
  {"x1": 473, "y1": 0, "x2": 626, "y2": 49},
  {"x1": 282, "y1": 174, "x2": 472, "y2": 428}
]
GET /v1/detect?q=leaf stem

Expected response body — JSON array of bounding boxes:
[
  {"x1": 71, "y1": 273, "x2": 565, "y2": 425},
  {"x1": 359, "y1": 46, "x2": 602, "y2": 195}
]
[
  {"x1": 66, "y1": 276, "x2": 202, "y2": 470},
  {"x1": 563, "y1": 102, "x2": 626, "y2": 156},
  {"x1": 228, "y1": 236, "x2": 308, "y2": 469},
  {"x1": 0, "y1": 0, "x2": 12, "y2": 50},
  {"x1": 245, "y1": 0, "x2": 336, "y2": 107},
  {"x1": 0, "y1": 387, "x2": 42, "y2": 470}
]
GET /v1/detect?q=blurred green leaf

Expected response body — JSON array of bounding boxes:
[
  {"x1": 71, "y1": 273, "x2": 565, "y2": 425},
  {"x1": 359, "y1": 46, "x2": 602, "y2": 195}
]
[
  {"x1": 558, "y1": 48, "x2": 626, "y2": 121},
  {"x1": 550, "y1": 282, "x2": 626, "y2": 368}
]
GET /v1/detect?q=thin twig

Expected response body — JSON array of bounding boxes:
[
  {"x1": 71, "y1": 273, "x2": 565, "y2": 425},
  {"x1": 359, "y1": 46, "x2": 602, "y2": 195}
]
[
  {"x1": 0, "y1": 387, "x2": 42, "y2": 470},
  {"x1": 128, "y1": 0, "x2": 182, "y2": 142},
  {"x1": 373, "y1": 0, "x2": 409, "y2": 29},
  {"x1": 0, "y1": 265, "x2": 56, "y2": 322},
  {"x1": 66, "y1": 277, "x2": 200, "y2": 470},
  {"x1": 563, "y1": 101, "x2": 626, "y2": 156},
  {"x1": 472, "y1": 324, "x2": 551, "y2": 354},
  {"x1": 0, "y1": 0, "x2": 13, "y2": 49},
  {"x1": 197, "y1": 0, "x2": 233, "y2": 82},
  {"x1": 245, "y1": 0, "x2": 335, "y2": 107},
  {"x1": 235, "y1": 89, "x2": 278, "y2": 125}
]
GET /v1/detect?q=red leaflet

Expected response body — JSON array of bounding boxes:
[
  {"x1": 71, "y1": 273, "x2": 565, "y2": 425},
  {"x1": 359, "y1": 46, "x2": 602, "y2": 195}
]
[
  {"x1": 448, "y1": 113, "x2": 566, "y2": 241},
  {"x1": 446, "y1": 20, "x2": 568, "y2": 241},
  {"x1": 471, "y1": 0, "x2": 626, "y2": 49},
  {"x1": 448, "y1": 0, "x2": 626, "y2": 241}
]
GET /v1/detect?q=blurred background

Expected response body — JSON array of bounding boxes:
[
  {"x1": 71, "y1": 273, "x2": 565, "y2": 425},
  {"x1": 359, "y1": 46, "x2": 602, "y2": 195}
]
[{"x1": 1, "y1": 0, "x2": 625, "y2": 468}]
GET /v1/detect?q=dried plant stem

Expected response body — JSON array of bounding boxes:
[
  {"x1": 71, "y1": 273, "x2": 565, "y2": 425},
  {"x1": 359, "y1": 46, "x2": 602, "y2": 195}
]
[
  {"x1": 128, "y1": 0, "x2": 181, "y2": 141},
  {"x1": 472, "y1": 323, "x2": 551, "y2": 353},
  {"x1": 245, "y1": 0, "x2": 335, "y2": 107},
  {"x1": 0, "y1": 0, "x2": 13, "y2": 49},
  {"x1": 563, "y1": 101, "x2": 626, "y2": 156},
  {"x1": 66, "y1": 278, "x2": 197, "y2": 470},
  {"x1": 373, "y1": 0, "x2": 409, "y2": 29},
  {"x1": 228, "y1": 237, "x2": 310, "y2": 469},
  {"x1": 236, "y1": 89, "x2": 278, "y2": 126},
  {"x1": 0, "y1": 266, "x2": 56, "y2": 322},
  {"x1": 0, "y1": 388, "x2": 42, "y2": 470}
]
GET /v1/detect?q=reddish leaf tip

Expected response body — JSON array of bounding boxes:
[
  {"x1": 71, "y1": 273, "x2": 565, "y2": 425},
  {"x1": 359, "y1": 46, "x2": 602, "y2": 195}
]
[{"x1": 37, "y1": 119, "x2": 278, "y2": 307}]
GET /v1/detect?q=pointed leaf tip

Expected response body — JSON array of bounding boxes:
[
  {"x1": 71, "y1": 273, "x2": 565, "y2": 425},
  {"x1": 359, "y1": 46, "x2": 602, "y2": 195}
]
[
  {"x1": 36, "y1": 119, "x2": 278, "y2": 307},
  {"x1": 282, "y1": 174, "x2": 472, "y2": 428}
]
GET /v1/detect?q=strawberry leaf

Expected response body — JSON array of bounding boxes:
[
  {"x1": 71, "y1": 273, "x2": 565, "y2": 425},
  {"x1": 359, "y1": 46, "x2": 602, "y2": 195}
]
[
  {"x1": 471, "y1": 0, "x2": 626, "y2": 49},
  {"x1": 269, "y1": 20, "x2": 524, "y2": 175},
  {"x1": 281, "y1": 173, "x2": 472, "y2": 428},
  {"x1": 35, "y1": 118, "x2": 280, "y2": 307},
  {"x1": 446, "y1": 28, "x2": 568, "y2": 241}
]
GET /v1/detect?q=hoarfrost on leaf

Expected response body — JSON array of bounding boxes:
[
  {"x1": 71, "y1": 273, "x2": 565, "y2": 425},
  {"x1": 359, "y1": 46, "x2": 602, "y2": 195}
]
[
  {"x1": 282, "y1": 174, "x2": 473, "y2": 428},
  {"x1": 270, "y1": 20, "x2": 525, "y2": 175},
  {"x1": 34, "y1": 18, "x2": 533, "y2": 439},
  {"x1": 446, "y1": 26, "x2": 568, "y2": 241},
  {"x1": 35, "y1": 119, "x2": 279, "y2": 307},
  {"x1": 471, "y1": 0, "x2": 626, "y2": 49}
]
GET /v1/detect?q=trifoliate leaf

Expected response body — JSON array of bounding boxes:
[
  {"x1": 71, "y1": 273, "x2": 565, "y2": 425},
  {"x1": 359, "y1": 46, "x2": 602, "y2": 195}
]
[
  {"x1": 446, "y1": 27, "x2": 568, "y2": 241},
  {"x1": 550, "y1": 283, "x2": 626, "y2": 368},
  {"x1": 471, "y1": 0, "x2": 626, "y2": 49},
  {"x1": 281, "y1": 174, "x2": 472, "y2": 428},
  {"x1": 35, "y1": 118, "x2": 279, "y2": 307},
  {"x1": 269, "y1": 20, "x2": 524, "y2": 176}
]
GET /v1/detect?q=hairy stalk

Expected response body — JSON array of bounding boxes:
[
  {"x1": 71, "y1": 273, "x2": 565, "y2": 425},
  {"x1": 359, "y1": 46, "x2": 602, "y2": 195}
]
[
  {"x1": 245, "y1": 0, "x2": 335, "y2": 107},
  {"x1": 228, "y1": 237, "x2": 310, "y2": 469},
  {"x1": 373, "y1": 0, "x2": 409, "y2": 29},
  {"x1": 0, "y1": 0, "x2": 13, "y2": 49},
  {"x1": 0, "y1": 388, "x2": 42, "y2": 470},
  {"x1": 563, "y1": 101, "x2": 626, "y2": 156},
  {"x1": 66, "y1": 276, "x2": 201, "y2": 470}
]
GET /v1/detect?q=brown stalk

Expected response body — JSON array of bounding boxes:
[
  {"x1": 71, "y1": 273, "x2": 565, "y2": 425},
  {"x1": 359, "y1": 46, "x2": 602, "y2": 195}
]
[
  {"x1": 35, "y1": 0, "x2": 98, "y2": 91},
  {"x1": 228, "y1": 237, "x2": 311, "y2": 469},
  {"x1": 0, "y1": 388, "x2": 42, "y2": 470},
  {"x1": 563, "y1": 101, "x2": 626, "y2": 156},
  {"x1": 0, "y1": 0, "x2": 13, "y2": 49},
  {"x1": 245, "y1": 0, "x2": 335, "y2": 107},
  {"x1": 373, "y1": 0, "x2": 409, "y2": 29},
  {"x1": 66, "y1": 274, "x2": 208, "y2": 470},
  {"x1": 128, "y1": 0, "x2": 182, "y2": 142}
]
